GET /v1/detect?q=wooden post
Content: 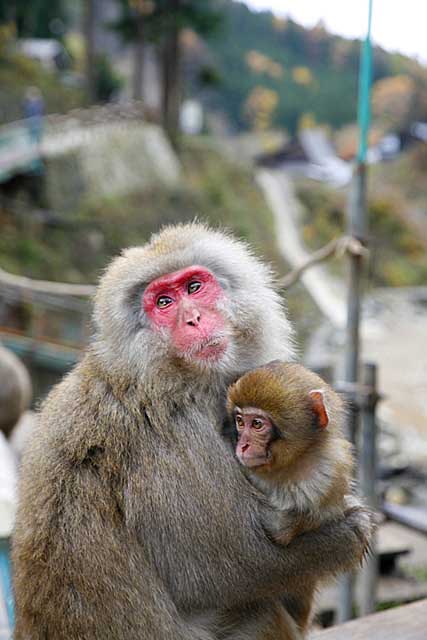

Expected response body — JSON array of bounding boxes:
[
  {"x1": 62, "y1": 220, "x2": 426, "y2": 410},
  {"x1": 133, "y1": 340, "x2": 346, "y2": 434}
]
[
  {"x1": 337, "y1": 161, "x2": 367, "y2": 626},
  {"x1": 359, "y1": 362, "x2": 379, "y2": 615}
]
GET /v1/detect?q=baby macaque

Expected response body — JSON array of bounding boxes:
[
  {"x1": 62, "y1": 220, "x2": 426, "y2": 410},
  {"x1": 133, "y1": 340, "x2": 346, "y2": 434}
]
[{"x1": 226, "y1": 361, "x2": 355, "y2": 634}]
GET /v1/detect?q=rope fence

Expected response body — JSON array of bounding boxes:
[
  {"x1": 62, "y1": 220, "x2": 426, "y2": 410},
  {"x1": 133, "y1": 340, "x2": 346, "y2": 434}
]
[
  {"x1": 0, "y1": 268, "x2": 95, "y2": 299},
  {"x1": 277, "y1": 235, "x2": 368, "y2": 289},
  {"x1": 0, "y1": 235, "x2": 368, "y2": 303}
]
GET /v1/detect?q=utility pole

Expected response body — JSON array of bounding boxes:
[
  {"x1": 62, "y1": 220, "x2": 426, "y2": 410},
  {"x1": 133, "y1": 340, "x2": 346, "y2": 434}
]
[{"x1": 337, "y1": 0, "x2": 374, "y2": 623}]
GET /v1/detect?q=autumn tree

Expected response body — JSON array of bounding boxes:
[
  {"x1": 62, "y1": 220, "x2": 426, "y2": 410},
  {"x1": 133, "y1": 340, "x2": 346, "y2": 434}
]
[
  {"x1": 372, "y1": 75, "x2": 415, "y2": 130},
  {"x1": 372, "y1": 73, "x2": 427, "y2": 132},
  {"x1": 244, "y1": 85, "x2": 279, "y2": 132},
  {"x1": 113, "y1": 0, "x2": 155, "y2": 100}
]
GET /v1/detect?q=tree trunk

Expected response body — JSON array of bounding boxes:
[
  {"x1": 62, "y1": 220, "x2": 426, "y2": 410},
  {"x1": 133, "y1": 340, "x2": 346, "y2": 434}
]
[
  {"x1": 133, "y1": 15, "x2": 145, "y2": 101},
  {"x1": 161, "y1": 1, "x2": 182, "y2": 150},
  {"x1": 84, "y1": 0, "x2": 96, "y2": 105}
]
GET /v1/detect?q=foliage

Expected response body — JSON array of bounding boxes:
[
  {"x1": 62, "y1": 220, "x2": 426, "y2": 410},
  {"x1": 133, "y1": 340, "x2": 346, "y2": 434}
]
[
  {"x1": 0, "y1": 137, "x2": 285, "y2": 283},
  {"x1": 112, "y1": 0, "x2": 222, "y2": 44},
  {"x1": 295, "y1": 163, "x2": 427, "y2": 288},
  {"x1": 372, "y1": 75, "x2": 416, "y2": 131},
  {"x1": 0, "y1": 47, "x2": 84, "y2": 124},
  {"x1": 93, "y1": 54, "x2": 123, "y2": 103},
  {"x1": 0, "y1": 3, "x2": 83, "y2": 123},
  {"x1": 244, "y1": 86, "x2": 279, "y2": 131},
  {"x1": 113, "y1": 0, "x2": 223, "y2": 146},
  {"x1": 245, "y1": 50, "x2": 283, "y2": 79},
  {"x1": 0, "y1": 137, "x2": 326, "y2": 347},
  {"x1": 202, "y1": 1, "x2": 427, "y2": 134},
  {"x1": 0, "y1": 0, "x2": 70, "y2": 38}
]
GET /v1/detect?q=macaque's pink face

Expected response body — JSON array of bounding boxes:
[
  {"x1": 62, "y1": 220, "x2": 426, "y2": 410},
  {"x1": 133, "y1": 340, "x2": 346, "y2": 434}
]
[
  {"x1": 143, "y1": 266, "x2": 229, "y2": 362},
  {"x1": 234, "y1": 408, "x2": 274, "y2": 468}
]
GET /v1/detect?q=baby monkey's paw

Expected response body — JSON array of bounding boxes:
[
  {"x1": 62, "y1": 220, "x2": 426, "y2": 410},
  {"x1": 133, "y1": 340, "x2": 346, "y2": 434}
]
[{"x1": 344, "y1": 495, "x2": 378, "y2": 565}]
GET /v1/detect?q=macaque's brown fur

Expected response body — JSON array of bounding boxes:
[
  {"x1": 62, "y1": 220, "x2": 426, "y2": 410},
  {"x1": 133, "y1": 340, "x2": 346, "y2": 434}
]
[
  {"x1": 0, "y1": 345, "x2": 32, "y2": 437},
  {"x1": 227, "y1": 362, "x2": 355, "y2": 635},
  {"x1": 12, "y1": 224, "x2": 373, "y2": 640}
]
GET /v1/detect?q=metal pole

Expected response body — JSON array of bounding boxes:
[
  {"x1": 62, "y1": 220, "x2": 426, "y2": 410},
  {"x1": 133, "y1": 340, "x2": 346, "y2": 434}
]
[
  {"x1": 337, "y1": 0, "x2": 373, "y2": 623},
  {"x1": 336, "y1": 169, "x2": 367, "y2": 625},
  {"x1": 359, "y1": 363, "x2": 379, "y2": 615}
]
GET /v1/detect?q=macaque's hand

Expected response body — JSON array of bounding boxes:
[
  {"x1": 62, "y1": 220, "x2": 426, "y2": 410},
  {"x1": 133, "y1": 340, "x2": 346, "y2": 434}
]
[{"x1": 343, "y1": 494, "x2": 378, "y2": 564}]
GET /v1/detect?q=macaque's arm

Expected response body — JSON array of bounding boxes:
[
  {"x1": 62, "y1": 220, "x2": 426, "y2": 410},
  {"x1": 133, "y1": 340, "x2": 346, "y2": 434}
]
[{"x1": 226, "y1": 499, "x2": 377, "y2": 604}]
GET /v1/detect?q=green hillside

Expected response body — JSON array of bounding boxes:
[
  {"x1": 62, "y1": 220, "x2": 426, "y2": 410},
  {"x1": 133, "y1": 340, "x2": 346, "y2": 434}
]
[{"x1": 204, "y1": 1, "x2": 426, "y2": 134}]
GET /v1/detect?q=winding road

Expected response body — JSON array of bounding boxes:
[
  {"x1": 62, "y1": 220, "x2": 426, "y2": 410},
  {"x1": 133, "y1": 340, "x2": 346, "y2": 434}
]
[{"x1": 256, "y1": 168, "x2": 347, "y2": 328}]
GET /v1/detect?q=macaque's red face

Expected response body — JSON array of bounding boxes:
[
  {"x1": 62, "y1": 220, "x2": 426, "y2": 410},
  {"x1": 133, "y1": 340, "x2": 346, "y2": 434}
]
[
  {"x1": 143, "y1": 266, "x2": 228, "y2": 362},
  {"x1": 234, "y1": 408, "x2": 275, "y2": 468}
]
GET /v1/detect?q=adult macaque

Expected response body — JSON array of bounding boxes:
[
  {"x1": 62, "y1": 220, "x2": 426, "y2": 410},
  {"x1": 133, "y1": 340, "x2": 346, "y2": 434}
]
[
  {"x1": 0, "y1": 345, "x2": 32, "y2": 438},
  {"x1": 13, "y1": 224, "x2": 374, "y2": 639},
  {"x1": 227, "y1": 361, "x2": 357, "y2": 635}
]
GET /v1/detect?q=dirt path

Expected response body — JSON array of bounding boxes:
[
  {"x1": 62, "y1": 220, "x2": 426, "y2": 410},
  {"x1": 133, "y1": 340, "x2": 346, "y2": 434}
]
[{"x1": 256, "y1": 168, "x2": 347, "y2": 328}]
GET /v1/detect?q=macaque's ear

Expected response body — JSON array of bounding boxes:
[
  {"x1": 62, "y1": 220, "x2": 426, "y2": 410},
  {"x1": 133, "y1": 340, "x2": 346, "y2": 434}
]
[{"x1": 309, "y1": 389, "x2": 329, "y2": 430}]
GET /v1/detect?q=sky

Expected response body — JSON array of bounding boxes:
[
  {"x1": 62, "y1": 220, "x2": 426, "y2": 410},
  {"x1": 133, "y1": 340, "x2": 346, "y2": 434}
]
[{"x1": 245, "y1": 0, "x2": 427, "y2": 64}]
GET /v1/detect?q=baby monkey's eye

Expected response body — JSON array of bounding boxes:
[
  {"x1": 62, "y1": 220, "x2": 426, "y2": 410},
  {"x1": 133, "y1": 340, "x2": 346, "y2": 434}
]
[
  {"x1": 188, "y1": 281, "x2": 201, "y2": 294},
  {"x1": 252, "y1": 418, "x2": 263, "y2": 429},
  {"x1": 235, "y1": 415, "x2": 244, "y2": 429}
]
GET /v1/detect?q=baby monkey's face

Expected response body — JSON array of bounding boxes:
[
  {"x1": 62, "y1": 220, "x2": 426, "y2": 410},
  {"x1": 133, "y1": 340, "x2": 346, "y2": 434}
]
[
  {"x1": 228, "y1": 363, "x2": 333, "y2": 473},
  {"x1": 234, "y1": 407, "x2": 278, "y2": 468}
]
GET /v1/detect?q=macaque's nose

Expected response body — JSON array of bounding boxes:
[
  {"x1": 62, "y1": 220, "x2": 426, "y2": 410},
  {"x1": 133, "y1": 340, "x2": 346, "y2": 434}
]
[
  {"x1": 182, "y1": 304, "x2": 201, "y2": 327},
  {"x1": 241, "y1": 443, "x2": 250, "y2": 453}
]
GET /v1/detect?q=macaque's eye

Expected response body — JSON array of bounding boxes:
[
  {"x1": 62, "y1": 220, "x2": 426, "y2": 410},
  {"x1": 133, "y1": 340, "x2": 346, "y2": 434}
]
[
  {"x1": 252, "y1": 418, "x2": 264, "y2": 430},
  {"x1": 188, "y1": 281, "x2": 202, "y2": 294},
  {"x1": 235, "y1": 415, "x2": 244, "y2": 429},
  {"x1": 156, "y1": 295, "x2": 173, "y2": 309}
]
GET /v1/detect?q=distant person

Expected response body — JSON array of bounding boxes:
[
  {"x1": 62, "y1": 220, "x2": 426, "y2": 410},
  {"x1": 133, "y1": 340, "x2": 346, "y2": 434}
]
[{"x1": 23, "y1": 86, "x2": 45, "y2": 147}]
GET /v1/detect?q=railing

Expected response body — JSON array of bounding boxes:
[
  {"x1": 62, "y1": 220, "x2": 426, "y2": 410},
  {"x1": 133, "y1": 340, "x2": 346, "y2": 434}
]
[
  {"x1": 0, "y1": 120, "x2": 40, "y2": 181},
  {"x1": 0, "y1": 274, "x2": 93, "y2": 371}
]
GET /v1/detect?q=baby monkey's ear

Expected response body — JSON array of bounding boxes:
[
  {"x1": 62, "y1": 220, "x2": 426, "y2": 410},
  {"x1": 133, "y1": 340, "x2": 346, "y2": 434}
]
[{"x1": 309, "y1": 389, "x2": 329, "y2": 430}]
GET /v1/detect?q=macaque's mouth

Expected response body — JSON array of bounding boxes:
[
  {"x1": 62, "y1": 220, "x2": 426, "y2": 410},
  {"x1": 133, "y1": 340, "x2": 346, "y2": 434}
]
[{"x1": 190, "y1": 336, "x2": 229, "y2": 360}]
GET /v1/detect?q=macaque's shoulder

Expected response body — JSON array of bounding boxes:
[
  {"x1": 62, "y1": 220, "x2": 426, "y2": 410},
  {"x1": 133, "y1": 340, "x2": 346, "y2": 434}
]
[{"x1": 34, "y1": 357, "x2": 143, "y2": 467}]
